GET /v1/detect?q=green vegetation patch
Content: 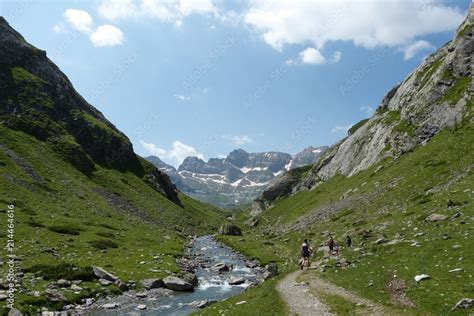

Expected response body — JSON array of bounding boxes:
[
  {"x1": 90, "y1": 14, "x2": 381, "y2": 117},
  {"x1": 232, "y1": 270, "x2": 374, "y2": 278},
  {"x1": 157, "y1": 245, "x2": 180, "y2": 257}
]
[
  {"x1": 349, "y1": 118, "x2": 370, "y2": 135},
  {"x1": 11, "y1": 66, "x2": 46, "y2": 85},
  {"x1": 88, "y1": 239, "x2": 119, "y2": 250},
  {"x1": 441, "y1": 76, "x2": 471, "y2": 105},
  {"x1": 25, "y1": 263, "x2": 95, "y2": 281}
]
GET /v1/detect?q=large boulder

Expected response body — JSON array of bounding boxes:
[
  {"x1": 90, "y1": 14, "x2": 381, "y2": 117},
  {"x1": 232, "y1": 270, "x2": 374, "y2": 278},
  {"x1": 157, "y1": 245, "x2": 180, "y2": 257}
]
[
  {"x1": 140, "y1": 278, "x2": 164, "y2": 290},
  {"x1": 163, "y1": 276, "x2": 194, "y2": 292},
  {"x1": 218, "y1": 224, "x2": 242, "y2": 236},
  {"x1": 93, "y1": 266, "x2": 119, "y2": 282},
  {"x1": 426, "y1": 214, "x2": 449, "y2": 222},
  {"x1": 182, "y1": 273, "x2": 198, "y2": 286}
]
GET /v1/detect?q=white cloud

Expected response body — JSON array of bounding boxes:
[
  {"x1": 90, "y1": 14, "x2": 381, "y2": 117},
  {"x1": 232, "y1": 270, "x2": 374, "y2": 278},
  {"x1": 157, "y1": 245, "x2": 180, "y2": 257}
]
[
  {"x1": 64, "y1": 9, "x2": 93, "y2": 34},
  {"x1": 63, "y1": 8, "x2": 124, "y2": 47},
  {"x1": 174, "y1": 94, "x2": 191, "y2": 101},
  {"x1": 402, "y1": 40, "x2": 435, "y2": 60},
  {"x1": 90, "y1": 25, "x2": 124, "y2": 47},
  {"x1": 332, "y1": 125, "x2": 351, "y2": 133},
  {"x1": 53, "y1": 25, "x2": 61, "y2": 33},
  {"x1": 140, "y1": 140, "x2": 203, "y2": 166},
  {"x1": 225, "y1": 135, "x2": 253, "y2": 146},
  {"x1": 299, "y1": 47, "x2": 326, "y2": 64},
  {"x1": 285, "y1": 59, "x2": 296, "y2": 66},
  {"x1": 360, "y1": 105, "x2": 375, "y2": 116},
  {"x1": 97, "y1": 0, "x2": 218, "y2": 24},
  {"x1": 244, "y1": 0, "x2": 464, "y2": 52}
]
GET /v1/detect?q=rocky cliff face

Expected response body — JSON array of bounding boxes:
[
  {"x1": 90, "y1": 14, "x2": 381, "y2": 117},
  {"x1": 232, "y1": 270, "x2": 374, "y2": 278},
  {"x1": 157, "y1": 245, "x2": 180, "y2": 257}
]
[
  {"x1": 256, "y1": 5, "x2": 473, "y2": 210},
  {"x1": 0, "y1": 17, "x2": 180, "y2": 205},
  {"x1": 146, "y1": 146, "x2": 328, "y2": 208}
]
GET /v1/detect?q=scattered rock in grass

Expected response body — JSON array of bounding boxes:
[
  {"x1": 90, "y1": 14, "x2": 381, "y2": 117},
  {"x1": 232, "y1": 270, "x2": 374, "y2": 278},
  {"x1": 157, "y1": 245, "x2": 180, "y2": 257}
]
[
  {"x1": 189, "y1": 299, "x2": 216, "y2": 308},
  {"x1": 85, "y1": 298, "x2": 94, "y2": 306},
  {"x1": 426, "y1": 214, "x2": 448, "y2": 222},
  {"x1": 137, "y1": 304, "x2": 147, "y2": 310},
  {"x1": 449, "y1": 268, "x2": 464, "y2": 273},
  {"x1": 452, "y1": 244, "x2": 461, "y2": 249},
  {"x1": 451, "y1": 298, "x2": 474, "y2": 311},
  {"x1": 235, "y1": 300, "x2": 247, "y2": 305},
  {"x1": 0, "y1": 293, "x2": 7, "y2": 300},
  {"x1": 414, "y1": 274, "x2": 430, "y2": 282},
  {"x1": 374, "y1": 238, "x2": 387, "y2": 245},
  {"x1": 263, "y1": 263, "x2": 278, "y2": 280},
  {"x1": 140, "y1": 278, "x2": 164, "y2": 290},
  {"x1": 7, "y1": 308, "x2": 23, "y2": 316},
  {"x1": 98, "y1": 278, "x2": 112, "y2": 286},
  {"x1": 45, "y1": 289, "x2": 67, "y2": 302},
  {"x1": 228, "y1": 276, "x2": 245, "y2": 285},
  {"x1": 93, "y1": 266, "x2": 119, "y2": 282},
  {"x1": 56, "y1": 279, "x2": 71, "y2": 287},
  {"x1": 163, "y1": 276, "x2": 194, "y2": 292},
  {"x1": 71, "y1": 284, "x2": 82, "y2": 292},
  {"x1": 103, "y1": 303, "x2": 118, "y2": 309}
]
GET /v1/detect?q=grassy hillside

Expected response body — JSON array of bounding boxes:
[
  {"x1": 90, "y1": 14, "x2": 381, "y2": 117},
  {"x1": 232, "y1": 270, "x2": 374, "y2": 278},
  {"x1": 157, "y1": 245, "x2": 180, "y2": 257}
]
[
  {"x1": 0, "y1": 125, "x2": 225, "y2": 314},
  {"x1": 203, "y1": 110, "x2": 473, "y2": 315}
]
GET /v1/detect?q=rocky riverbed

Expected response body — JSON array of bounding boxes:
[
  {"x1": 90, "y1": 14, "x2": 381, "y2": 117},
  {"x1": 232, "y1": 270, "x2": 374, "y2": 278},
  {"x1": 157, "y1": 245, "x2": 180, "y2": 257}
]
[{"x1": 76, "y1": 235, "x2": 266, "y2": 315}]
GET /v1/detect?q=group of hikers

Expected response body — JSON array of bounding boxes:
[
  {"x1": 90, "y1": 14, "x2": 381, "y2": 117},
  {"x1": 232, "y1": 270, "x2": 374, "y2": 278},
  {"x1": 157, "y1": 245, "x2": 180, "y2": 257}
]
[{"x1": 300, "y1": 235, "x2": 352, "y2": 270}]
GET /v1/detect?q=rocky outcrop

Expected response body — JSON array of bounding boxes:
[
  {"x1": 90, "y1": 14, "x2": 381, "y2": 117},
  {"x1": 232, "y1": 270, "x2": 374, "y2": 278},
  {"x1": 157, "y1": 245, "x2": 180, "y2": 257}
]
[
  {"x1": 0, "y1": 17, "x2": 180, "y2": 206},
  {"x1": 218, "y1": 224, "x2": 242, "y2": 236},
  {"x1": 256, "y1": 4, "x2": 473, "y2": 208},
  {"x1": 146, "y1": 146, "x2": 327, "y2": 208}
]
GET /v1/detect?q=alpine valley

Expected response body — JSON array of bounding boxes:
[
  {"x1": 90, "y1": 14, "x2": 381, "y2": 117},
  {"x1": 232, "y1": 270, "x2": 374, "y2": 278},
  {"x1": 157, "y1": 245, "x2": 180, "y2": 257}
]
[{"x1": 0, "y1": 2, "x2": 473, "y2": 316}]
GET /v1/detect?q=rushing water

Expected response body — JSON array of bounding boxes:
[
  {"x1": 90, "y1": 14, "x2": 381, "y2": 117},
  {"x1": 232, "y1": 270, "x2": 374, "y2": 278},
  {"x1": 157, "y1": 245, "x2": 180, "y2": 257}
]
[{"x1": 87, "y1": 235, "x2": 261, "y2": 315}]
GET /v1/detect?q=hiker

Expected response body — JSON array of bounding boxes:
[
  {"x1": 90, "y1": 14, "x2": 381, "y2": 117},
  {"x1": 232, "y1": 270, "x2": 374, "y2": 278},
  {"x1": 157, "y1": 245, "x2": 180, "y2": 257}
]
[
  {"x1": 328, "y1": 236, "x2": 335, "y2": 256},
  {"x1": 346, "y1": 235, "x2": 352, "y2": 248},
  {"x1": 300, "y1": 239, "x2": 311, "y2": 270}
]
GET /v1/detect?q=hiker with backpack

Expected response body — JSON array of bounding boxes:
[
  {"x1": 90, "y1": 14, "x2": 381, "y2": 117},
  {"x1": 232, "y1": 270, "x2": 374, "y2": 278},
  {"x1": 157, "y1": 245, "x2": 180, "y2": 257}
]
[
  {"x1": 300, "y1": 239, "x2": 311, "y2": 270},
  {"x1": 328, "y1": 236, "x2": 335, "y2": 256}
]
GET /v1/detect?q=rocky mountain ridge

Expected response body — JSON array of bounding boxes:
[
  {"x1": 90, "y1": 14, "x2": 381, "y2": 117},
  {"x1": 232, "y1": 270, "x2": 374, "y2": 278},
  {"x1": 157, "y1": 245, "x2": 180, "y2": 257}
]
[
  {"x1": 0, "y1": 16, "x2": 180, "y2": 205},
  {"x1": 146, "y1": 146, "x2": 328, "y2": 208},
  {"x1": 255, "y1": 6, "x2": 473, "y2": 212}
]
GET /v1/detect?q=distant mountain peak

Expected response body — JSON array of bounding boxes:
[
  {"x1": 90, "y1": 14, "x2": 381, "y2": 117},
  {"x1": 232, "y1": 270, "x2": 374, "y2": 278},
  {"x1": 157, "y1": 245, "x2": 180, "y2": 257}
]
[{"x1": 147, "y1": 146, "x2": 328, "y2": 208}]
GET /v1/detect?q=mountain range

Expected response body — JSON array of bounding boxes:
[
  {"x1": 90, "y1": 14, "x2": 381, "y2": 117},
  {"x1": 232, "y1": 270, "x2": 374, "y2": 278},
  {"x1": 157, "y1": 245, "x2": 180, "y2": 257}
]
[{"x1": 146, "y1": 146, "x2": 328, "y2": 208}]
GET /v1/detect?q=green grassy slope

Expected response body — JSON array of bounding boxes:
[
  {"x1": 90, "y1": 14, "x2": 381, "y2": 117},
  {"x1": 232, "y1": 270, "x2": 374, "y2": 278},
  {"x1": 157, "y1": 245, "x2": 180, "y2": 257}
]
[
  {"x1": 203, "y1": 112, "x2": 473, "y2": 315},
  {"x1": 0, "y1": 125, "x2": 225, "y2": 314}
]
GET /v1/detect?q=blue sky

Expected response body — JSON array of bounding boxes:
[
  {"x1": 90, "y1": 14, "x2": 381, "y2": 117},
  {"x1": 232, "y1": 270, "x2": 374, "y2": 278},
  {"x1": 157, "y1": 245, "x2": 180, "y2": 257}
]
[{"x1": 1, "y1": 0, "x2": 470, "y2": 167}]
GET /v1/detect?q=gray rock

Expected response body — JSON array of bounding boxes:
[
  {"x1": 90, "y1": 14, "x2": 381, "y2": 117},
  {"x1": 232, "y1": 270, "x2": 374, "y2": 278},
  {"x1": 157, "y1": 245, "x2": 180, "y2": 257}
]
[
  {"x1": 93, "y1": 266, "x2": 119, "y2": 282},
  {"x1": 103, "y1": 303, "x2": 118, "y2": 309},
  {"x1": 414, "y1": 274, "x2": 430, "y2": 282},
  {"x1": 263, "y1": 263, "x2": 278, "y2": 279},
  {"x1": 7, "y1": 308, "x2": 23, "y2": 316},
  {"x1": 182, "y1": 273, "x2": 198, "y2": 286},
  {"x1": 189, "y1": 299, "x2": 216, "y2": 309},
  {"x1": 0, "y1": 293, "x2": 7, "y2": 300},
  {"x1": 56, "y1": 279, "x2": 71, "y2": 287},
  {"x1": 163, "y1": 276, "x2": 194, "y2": 292},
  {"x1": 98, "y1": 278, "x2": 113, "y2": 286},
  {"x1": 140, "y1": 278, "x2": 164, "y2": 290},
  {"x1": 228, "y1": 276, "x2": 245, "y2": 285},
  {"x1": 137, "y1": 304, "x2": 147, "y2": 310},
  {"x1": 426, "y1": 214, "x2": 449, "y2": 222},
  {"x1": 45, "y1": 289, "x2": 67, "y2": 302},
  {"x1": 214, "y1": 262, "x2": 231, "y2": 273},
  {"x1": 136, "y1": 292, "x2": 147, "y2": 298},
  {"x1": 451, "y1": 298, "x2": 474, "y2": 311}
]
